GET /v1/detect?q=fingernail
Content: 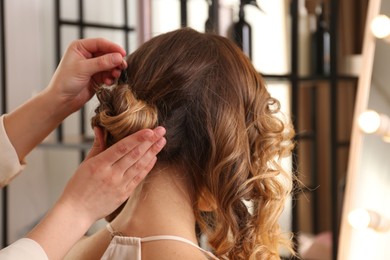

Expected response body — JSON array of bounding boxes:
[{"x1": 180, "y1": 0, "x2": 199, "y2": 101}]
[
  {"x1": 156, "y1": 137, "x2": 166, "y2": 148},
  {"x1": 154, "y1": 126, "x2": 166, "y2": 137},
  {"x1": 111, "y1": 53, "x2": 122, "y2": 65},
  {"x1": 143, "y1": 129, "x2": 154, "y2": 139}
]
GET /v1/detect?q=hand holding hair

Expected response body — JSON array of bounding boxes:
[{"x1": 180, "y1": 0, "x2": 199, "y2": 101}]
[
  {"x1": 4, "y1": 38, "x2": 127, "y2": 162},
  {"x1": 46, "y1": 37, "x2": 128, "y2": 116},
  {"x1": 25, "y1": 126, "x2": 166, "y2": 260}
]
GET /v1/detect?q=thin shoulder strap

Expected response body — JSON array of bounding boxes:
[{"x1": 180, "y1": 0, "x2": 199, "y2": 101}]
[
  {"x1": 106, "y1": 223, "x2": 219, "y2": 259},
  {"x1": 140, "y1": 235, "x2": 219, "y2": 260}
]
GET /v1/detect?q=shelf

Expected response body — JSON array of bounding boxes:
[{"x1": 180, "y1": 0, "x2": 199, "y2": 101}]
[
  {"x1": 262, "y1": 73, "x2": 358, "y2": 82},
  {"x1": 300, "y1": 185, "x2": 320, "y2": 194},
  {"x1": 39, "y1": 135, "x2": 93, "y2": 150},
  {"x1": 39, "y1": 141, "x2": 92, "y2": 150},
  {"x1": 59, "y1": 19, "x2": 136, "y2": 32},
  {"x1": 295, "y1": 131, "x2": 315, "y2": 140},
  {"x1": 337, "y1": 140, "x2": 351, "y2": 148}
]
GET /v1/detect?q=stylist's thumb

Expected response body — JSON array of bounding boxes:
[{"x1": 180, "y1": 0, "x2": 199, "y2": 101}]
[
  {"x1": 85, "y1": 127, "x2": 106, "y2": 160},
  {"x1": 84, "y1": 53, "x2": 123, "y2": 75}
]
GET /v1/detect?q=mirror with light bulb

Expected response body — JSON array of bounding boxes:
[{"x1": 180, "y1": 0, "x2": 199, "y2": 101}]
[{"x1": 339, "y1": 0, "x2": 390, "y2": 259}]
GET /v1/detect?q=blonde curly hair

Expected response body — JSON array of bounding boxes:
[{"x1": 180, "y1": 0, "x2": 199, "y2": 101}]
[{"x1": 92, "y1": 28, "x2": 295, "y2": 259}]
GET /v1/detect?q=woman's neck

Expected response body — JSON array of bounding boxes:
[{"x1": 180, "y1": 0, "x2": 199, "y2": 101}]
[{"x1": 112, "y1": 164, "x2": 198, "y2": 243}]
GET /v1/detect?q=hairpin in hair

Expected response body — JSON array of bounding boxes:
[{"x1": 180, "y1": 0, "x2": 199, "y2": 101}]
[{"x1": 118, "y1": 69, "x2": 128, "y2": 84}]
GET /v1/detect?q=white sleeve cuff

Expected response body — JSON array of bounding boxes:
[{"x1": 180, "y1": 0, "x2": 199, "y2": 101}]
[
  {"x1": 0, "y1": 114, "x2": 26, "y2": 187},
  {"x1": 0, "y1": 238, "x2": 48, "y2": 260}
]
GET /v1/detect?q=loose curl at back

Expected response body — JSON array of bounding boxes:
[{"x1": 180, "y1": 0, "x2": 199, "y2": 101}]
[{"x1": 91, "y1": 28, "x2": 295, "y2": 259}]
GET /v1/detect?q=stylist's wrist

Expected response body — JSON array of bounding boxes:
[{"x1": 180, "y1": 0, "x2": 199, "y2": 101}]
[
  {"x1": 56, "y1": 195, "x2": 97, "y2": 231},
  {"x1": 40, "y1": 81, "x2": 87, "y2": 122},
  {"x1": 26, "y1": 195, "x2": 95, "y2": 257},
  {"x1": 35, "y1": 91, "x2": 68, "y2": 127}
]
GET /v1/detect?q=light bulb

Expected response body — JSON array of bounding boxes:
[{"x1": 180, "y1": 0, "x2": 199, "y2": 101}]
[
  {"x1": 348, "y1": 208, "x2": 371, "y2": 230},
  {"x1": 358, "y1": 110, "x2": 381, "y2": 134},
  {"x1": 358, "y1": 110, "x2": 390, "y2": 137},
  {"x1": 371, "y1": 15, "x2": 390, "y2": 39},
  {"x1": 348, "y1": 208, "x2": 390, "y2": 232}
]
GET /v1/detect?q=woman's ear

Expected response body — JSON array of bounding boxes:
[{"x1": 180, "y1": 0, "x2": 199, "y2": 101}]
[
  {"x1": 93, "y1": 126, "x2": 106, "y2": 150},
  {"x1": 85, "y1": 127, "x2": 107, "y2": 160},
  {"x1": 197, "y1": 189, "x2": 217, "y2": 212}
]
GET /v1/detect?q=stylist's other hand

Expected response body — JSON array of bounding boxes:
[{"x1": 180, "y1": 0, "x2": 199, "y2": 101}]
[
  {"x1": 45, "y1": 38, "x2": 127, "y2": 116},
  {"x1": 58, "y1": 126, "x2": 166, "y2": 225}
]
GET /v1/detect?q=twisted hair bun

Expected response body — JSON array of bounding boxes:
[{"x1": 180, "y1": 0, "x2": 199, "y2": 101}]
[{"x1": 91, "y1": 84, "x2": 158, "y2": 147}]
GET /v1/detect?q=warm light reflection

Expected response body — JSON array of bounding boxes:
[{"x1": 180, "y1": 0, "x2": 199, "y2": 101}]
[
  {"x1": 358, "y1": 110, "x2": 381, "y2": 134},
  {"x1": 358, "y1": 110, "x2": 390, "y2": 141},
  {"x1": 348, "y1": 208, "x2": 390, "y2": 232},
  {"x1": 348, "y1": 208, "x2": 371, "y2": 230},
  {"x1": 371, "y1": 15, "x2": 390, "y2": 39}
]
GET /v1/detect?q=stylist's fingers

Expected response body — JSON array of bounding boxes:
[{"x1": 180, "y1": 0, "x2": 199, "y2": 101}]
[
  {"x1": 111, "y1": 126, "x2": 166, "y2": 173},
  {"x1": 78, "y1": 38, "x2": 126, "y2": 57},
  {"x1": 96, "y1": 127, "x2": 166, "y2": 168},
  {"x1": 93, "y1": 68, "x2": 123, "y2": 86},
  {"x1": 81, "y1": 53, "x2": 124, "y2": 77},
  {"x1": 125, "y1": 137, "x2": 166, "y2": 192}
]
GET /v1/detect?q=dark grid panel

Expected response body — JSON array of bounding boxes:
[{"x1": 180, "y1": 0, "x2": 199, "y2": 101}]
[
  {"x1": 0, "y1": 0, "x2": 8, "y2": 248},
  {"x1": 289, "y1": 1, "x2": 354, "y2": 259}
]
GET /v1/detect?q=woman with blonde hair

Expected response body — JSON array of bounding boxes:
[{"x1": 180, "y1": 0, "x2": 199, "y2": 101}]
[{"x1": 66, "y1": 27, "x2": 295, "y2": 259}]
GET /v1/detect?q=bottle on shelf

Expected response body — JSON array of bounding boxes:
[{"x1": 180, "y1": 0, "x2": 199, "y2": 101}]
[
  {"x1": 205, "y1": 0, "x2": 216, "y2": 33},
  {"x1": 310, "y1": 1, "x2": 330, "y2": 76},
  {"x1": 230, "y1": 0, "x2": 261, "y2": 60},
  {"x1": 298, "y1": 0, "x2": 310, "y2": 76}
]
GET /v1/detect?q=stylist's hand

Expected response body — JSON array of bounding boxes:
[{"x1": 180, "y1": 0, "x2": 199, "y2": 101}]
[
  {"x1": 26, "y1": 127, "x2": 166, "y2": 260},
  {"x1": 46, "y1": 38, "x2": 127, "y2": 115},
  {"x1": 59, "y1": 126, "x2": 166, "y2": 224}
]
